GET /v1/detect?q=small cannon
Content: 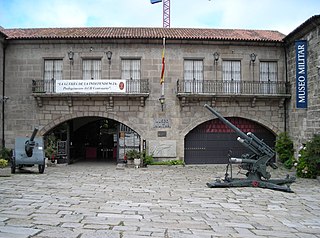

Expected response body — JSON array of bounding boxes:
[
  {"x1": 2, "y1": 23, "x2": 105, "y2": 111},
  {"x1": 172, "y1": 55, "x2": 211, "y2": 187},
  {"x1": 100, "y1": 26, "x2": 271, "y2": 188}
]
[
  {"x1": 11, "y1": 128, "x2": 45, "y2": 174},
  {"x1": 204, "y1": 104, "x2": 295, "y2": 193}
]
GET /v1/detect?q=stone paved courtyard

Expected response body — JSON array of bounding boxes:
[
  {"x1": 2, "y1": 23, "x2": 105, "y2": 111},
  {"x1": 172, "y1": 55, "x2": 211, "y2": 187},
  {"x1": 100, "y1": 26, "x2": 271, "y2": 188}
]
[{"x1": 0, "y1": 162, "x2": 319, "y2": 238}]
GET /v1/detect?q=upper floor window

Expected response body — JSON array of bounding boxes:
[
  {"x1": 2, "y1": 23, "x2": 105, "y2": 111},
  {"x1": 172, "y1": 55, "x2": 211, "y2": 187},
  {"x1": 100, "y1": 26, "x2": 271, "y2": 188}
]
[
  {"x1": 44, "y1": 59, "x2": 63, "y2": 81},
  {"x1": 121, "y1": 59, "x2": 141, "y2": 80},
  {"x1": 260, "y1": 61, "x2": 278, "y2": 94},
  {"x1": 260, "y1": 61, "x2": 277, "y2": 82},
  {"x1": 222, "y1": 60, "x2": 241, "y2": 93},
  {"x1": 183, "y1": 59, "x2": 203, "y2": 92},
  {"x1": 83, "y1": 59, "x2": 101, "y2": 80}
]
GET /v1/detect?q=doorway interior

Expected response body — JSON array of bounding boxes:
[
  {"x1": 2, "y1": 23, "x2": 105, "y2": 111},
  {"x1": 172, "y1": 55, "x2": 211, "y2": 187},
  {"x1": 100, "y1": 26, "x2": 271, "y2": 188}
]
[{"x1": 44, "y1": 117, "x2": 140, "y2": 164}]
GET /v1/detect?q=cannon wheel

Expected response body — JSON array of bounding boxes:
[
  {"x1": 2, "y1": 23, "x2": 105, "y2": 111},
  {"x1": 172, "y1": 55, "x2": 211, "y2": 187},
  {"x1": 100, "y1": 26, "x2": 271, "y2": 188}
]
[
  {"x1": 38, "y1": 164, "x2": 45, "y2": 174},
  {"x1": 38, "y1": 160, "x2": 46, "y2": 174},
  {"x1": 11, "y1": 157, "x2": 16, "y2": 174}
]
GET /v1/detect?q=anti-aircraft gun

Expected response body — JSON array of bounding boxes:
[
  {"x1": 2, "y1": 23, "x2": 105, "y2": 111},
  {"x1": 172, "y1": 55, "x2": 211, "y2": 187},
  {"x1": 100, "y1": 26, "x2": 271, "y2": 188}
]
[
  {"x1": 204, "y1": 104, "x2": 295, "y2": 193},
  {"x1": 11, "y1": 127, "x2": 46, "y2": 174}
]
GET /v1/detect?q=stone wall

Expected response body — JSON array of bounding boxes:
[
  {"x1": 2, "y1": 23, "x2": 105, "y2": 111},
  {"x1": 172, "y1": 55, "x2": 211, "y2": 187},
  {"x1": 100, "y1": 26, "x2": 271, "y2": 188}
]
[
  {"x1": 286, "y1": 25, "x2": 320, "y2": 152},
  {"x1": 0, "y1": 36, "x2": 4, "y2": 146},
  {"x1": 3, "y1": 38, "x2": 286, "y2": 160}
]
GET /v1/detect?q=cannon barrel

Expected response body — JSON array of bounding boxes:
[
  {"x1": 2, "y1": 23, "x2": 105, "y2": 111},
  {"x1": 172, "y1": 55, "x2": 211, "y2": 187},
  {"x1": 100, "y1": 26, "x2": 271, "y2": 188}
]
[
  {"x1": 25, "y1": 128, "x2": 39, "y2": 157},
  {"x1": 204, "y1": 104, "x2": 251, "y2": 141},
  {"x1": 247, "y1": 132, "x2": 275, "y2": 157},
  {"x1": 30, "y1": 127, "x2": 39, "y2": 142},
  {"x1": 230, "y1": 157, "x2": 257, "y2": 164}
]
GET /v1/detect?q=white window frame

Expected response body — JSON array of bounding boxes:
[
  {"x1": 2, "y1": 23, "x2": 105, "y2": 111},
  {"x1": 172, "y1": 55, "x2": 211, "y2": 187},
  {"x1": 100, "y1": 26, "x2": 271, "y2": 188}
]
[
  {"x1": 121, "y1": 59, "x2": 141, "y2": 93},
  {"x1": 44, "y1": 59, "x2": 63, "y2": 92},
  {"x1": 259, "y1": 61, "x2": 278, "y2": 94},
  {"x1": 183, "y1": 59, "x2": 204, "y2": 93},
  {"x1": 82, "y1": 59, "x2": 101, "y2": 80},
  {"x1": 222, "y1": 60, "x2": 241, "y2": 94}
]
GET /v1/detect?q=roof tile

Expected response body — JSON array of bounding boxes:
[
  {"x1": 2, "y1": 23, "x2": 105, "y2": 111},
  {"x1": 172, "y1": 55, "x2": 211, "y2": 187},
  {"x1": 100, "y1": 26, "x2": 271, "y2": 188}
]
[{"x1": 2, "y1": 27, "x2": 285, "y2": 42}]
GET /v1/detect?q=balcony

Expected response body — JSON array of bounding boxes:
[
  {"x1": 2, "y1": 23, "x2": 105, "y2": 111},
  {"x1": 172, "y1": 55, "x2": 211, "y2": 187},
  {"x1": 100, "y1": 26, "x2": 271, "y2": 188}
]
[
  {"x1": 176, "y1": 79, "x2": 291, "y2": 107},
  {"x1": 32, "y1": 79, "x2": 149, "y2": 107}
]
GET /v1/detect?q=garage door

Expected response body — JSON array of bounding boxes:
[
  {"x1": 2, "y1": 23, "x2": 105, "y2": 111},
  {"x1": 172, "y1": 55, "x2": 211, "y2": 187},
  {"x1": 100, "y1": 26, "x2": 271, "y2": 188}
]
[{"x1": 184, "y1": 117, "x2": 275, "y2": 164}]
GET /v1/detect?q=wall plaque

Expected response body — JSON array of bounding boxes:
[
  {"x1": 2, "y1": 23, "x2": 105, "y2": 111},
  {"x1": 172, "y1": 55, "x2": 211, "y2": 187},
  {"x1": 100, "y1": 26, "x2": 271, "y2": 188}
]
[
  {"x1": 153, "y1": 118, "x2": 171, "y2": 128},
  {"x1": 148, "y1": 140, "x2": 176, "y2": 157},
  {"x1": 157, "y1": 131, "x2": 167, "y2": 137}
]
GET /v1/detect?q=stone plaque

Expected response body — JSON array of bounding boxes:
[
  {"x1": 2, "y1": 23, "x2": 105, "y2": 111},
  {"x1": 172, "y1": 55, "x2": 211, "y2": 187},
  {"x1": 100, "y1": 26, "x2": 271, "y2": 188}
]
[
  {"x1": 157, "y1": 131, "x2": 167, "y2": 137},
  {"x1": 148, "y1": 140, "x2": 176, "y2": 158},
  {"x1": 153, "y1": 118, "x2": 171, "y2": 128}
]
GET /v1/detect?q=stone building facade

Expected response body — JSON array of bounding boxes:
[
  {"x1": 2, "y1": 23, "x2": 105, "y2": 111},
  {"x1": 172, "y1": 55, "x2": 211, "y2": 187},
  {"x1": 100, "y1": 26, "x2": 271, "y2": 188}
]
[
  {"x1": 284, "y1": 15, "x2": 320, "y2": 152},
  {"x1": 0, "y1": 16, "x2": 316, "y2": 163}
]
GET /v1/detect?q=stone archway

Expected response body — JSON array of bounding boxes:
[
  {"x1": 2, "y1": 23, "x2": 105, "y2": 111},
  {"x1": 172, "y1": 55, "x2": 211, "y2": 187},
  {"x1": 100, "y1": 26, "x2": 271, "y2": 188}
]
[
  {"x1": 40, "y1": 112, "x2": 143, "y2": 164},
  {"x1": 39, "y1": 111, "x2": 143, "y2": 137}
]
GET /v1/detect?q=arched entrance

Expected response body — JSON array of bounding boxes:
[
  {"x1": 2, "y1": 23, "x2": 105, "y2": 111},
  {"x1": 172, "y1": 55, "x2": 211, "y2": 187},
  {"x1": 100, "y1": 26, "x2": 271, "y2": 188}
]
[
  {"x1": 44, "y1": 117, "x2": 140, "y2": 164},
  {"x1": 184, "y1": 117, "x2": 275, "y2": 164}
]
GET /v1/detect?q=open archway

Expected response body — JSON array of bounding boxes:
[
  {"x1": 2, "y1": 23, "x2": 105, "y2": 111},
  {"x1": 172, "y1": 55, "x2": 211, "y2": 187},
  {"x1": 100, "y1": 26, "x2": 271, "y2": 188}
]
[{"x1": 43, "y1": 116, "x2": 140, "y2": 164}]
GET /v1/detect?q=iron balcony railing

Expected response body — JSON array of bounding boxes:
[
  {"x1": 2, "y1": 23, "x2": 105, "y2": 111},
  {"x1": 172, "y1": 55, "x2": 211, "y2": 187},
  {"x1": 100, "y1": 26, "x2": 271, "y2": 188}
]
[
  {"x1": 177, "y1": 79, "x2": 289, "y2": 96},
  {"x1": 32, "y1": 79, "x2": 150, "y2": 94}
]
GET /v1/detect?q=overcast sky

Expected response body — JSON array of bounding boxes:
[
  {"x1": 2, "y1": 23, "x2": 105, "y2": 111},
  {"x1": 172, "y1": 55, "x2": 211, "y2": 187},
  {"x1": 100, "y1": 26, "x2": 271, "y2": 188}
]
[{"x1": 0, "y1": 0, "x2": 319, "y2": 35}]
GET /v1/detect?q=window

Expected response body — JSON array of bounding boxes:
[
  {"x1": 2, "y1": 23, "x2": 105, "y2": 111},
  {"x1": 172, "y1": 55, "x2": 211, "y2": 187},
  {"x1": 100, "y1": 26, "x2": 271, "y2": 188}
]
[
  {"x1": 183, "y1": 59, "x2": 203, "y2": 93},
  {"x1": 121, "y1": 59, "x2": 141, "y2": 80},
  {"x1": 44, "y1": 59, "x2": 63, "y2": 81},
  {"x1": 121, "y1": 59, "x2": 141, "y2": 92},
  {"x1": 44, "y1": 59, "x2": 63, "y2": 92},
  {"x1": 82, "y1": 59, "x2": 101, "y2": 80},
  {"x1": 222, "y1": 60, "x2": 241, "y2": 93},
  {"x1": 260, "y1": 61, "x2": 278, "y2": 94}
]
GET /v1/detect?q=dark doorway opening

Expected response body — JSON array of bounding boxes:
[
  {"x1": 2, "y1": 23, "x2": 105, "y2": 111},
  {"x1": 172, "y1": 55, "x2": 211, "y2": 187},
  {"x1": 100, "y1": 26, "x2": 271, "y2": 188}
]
[{"x1": 44, "y1": 117, "x2": 140, "y2": 165}]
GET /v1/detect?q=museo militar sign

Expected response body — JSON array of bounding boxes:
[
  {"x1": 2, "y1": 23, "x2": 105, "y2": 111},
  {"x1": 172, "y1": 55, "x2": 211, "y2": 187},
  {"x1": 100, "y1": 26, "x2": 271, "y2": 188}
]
[
  {"x1": 55, "y1": 80, "x2": 126, "y2": 93},
  {"x1": 295, "y1": 40, "x2": 308, "y2": 109}
]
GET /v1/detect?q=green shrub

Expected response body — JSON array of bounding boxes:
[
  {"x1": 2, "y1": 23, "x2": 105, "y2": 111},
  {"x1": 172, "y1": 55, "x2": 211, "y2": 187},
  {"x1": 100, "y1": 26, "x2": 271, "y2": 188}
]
[
  {"x1": 151, "y1": 160, "x2": 185, "y2": 166},
  {"x1": 0, "y1": 147, "x2": 11, "y2": 161},
  {"x1": 125, "y1": 150, "x2": 141, "y2": 160},
  {"x1": 296, "y1": 134, "x2": 320, "y2": 178},
  {"x1": 0, "y1": 159, "x2": 8, "y2": 168},
  {"x1": 275, "y1": 132, "x2": 294, "y2": 165},
  {"x1": 143, "y1": 154, "x2": 154, "y2": 165}
]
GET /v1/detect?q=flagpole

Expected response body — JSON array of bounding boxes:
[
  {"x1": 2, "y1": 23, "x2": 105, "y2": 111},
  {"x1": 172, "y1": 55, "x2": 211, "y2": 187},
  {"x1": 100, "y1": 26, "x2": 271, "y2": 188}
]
[{"x1": 159, "y1": 37, "x2": 166, "y2": 111}]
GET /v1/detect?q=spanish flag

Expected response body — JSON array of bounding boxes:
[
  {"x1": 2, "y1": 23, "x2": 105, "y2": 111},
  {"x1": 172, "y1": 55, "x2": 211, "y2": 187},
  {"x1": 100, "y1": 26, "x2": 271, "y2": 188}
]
[{"x1": 160, "y1": 38, "x2": 165, "y2": 85}]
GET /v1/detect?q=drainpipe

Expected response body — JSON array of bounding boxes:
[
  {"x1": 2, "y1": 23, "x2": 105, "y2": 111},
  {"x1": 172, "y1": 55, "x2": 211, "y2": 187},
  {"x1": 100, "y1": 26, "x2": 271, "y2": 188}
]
[
  {"x1": 2, "y1": 42, "x2": 6, "y2": 148},
  {"x1": 284, "y1": 45, "x2": 288, "y2": 132}
]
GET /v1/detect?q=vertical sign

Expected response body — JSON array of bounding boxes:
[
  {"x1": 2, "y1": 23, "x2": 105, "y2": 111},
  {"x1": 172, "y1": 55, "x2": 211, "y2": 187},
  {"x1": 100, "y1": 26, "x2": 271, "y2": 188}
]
[{"x1": 295, "y1": 40, "x2": 308, "y2": 108}]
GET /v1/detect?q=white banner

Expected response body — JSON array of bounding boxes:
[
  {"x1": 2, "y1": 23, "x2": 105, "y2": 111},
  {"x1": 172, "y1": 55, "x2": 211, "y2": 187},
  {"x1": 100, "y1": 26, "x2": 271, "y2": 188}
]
[{"x1": 55, "y1": 80, "x2": 126, "y2": 93}]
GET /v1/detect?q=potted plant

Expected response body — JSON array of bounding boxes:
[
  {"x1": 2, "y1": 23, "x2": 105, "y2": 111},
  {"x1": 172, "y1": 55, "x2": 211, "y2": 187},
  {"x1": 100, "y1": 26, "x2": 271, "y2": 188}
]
[
  {"x1": 125, "y1": 149, "x2": 141, "y2": 168},
  {"x1": 0, "y1": 147, "x2": 11, "y2": 176},
  {"x1": 45, "y1": 133, "x2": 57, "y2": 163},
  {"x1": 0, "y1": 158, "x2": 10, "y2": 177}
]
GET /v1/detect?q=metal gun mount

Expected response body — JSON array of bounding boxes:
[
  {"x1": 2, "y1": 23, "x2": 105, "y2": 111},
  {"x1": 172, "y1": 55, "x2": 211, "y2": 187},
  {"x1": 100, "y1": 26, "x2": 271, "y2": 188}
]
[
  {"x1": 204, "y1": 104, "x2": 296, "y2": 193},
  {"x1": 11, "y1": 127, "x2": 45, "y2": 174}
]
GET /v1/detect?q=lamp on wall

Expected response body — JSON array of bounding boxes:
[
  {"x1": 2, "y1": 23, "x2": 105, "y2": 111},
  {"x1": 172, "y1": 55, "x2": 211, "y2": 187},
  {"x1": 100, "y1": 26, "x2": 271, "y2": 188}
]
[
  {"x1": 106, "y1": 51, "x2": 113, "y2": 64},
  {"x1": 106, "y1": 51, "x2": 113, "y2": 79},
  {"x1": 250, "y1": 53, "x2": 256, "y2": 63},
  {"x1": 159, "y1": 95, "x2": 165, "y2": 111},
  {"x1": 68, "y1": 50, "x2": 74, "y2": 61},
  {"x1": 213, "y1": 52, "x2": 220, "y2": 62},
  {"x1": 317, "y1": 66, "x2": 320, "y2": 77},
  {"x1": 68, "y1": 50, "x2": 74, "y2": 80}
]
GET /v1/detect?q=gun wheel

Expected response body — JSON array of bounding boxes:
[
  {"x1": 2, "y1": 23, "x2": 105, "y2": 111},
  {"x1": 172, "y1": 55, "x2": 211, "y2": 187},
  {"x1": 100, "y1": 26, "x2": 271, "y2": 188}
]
[
  {"x1": 38, "y1": 164, "x2": 45, "y2": 174},
  {"x1": 11, "y1": 157, "x2": 16, "y2": 174}
]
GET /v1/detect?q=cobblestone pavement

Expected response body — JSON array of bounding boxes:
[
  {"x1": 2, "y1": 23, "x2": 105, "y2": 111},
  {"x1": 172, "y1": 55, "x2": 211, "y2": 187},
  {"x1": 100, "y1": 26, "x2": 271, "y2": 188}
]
[{"x1": 0, "y1": 162, "x2": 319, "y2": 238}]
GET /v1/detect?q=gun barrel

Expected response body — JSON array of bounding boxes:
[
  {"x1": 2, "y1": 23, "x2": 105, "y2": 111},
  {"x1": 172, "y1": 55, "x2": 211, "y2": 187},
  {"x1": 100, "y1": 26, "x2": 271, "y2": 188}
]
[
  {"x1": 230, "y1": 157, "x2": 257, "y2": 164},
  {"x1": 247, "y1": 132, "x2": 275, "y2": 157},
  {"x1": 204, "y1": 104, "x2": 250, "y2": 141},
  {"x1": 30, "y1": 127, "x2": 39, "y2": 142}
]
